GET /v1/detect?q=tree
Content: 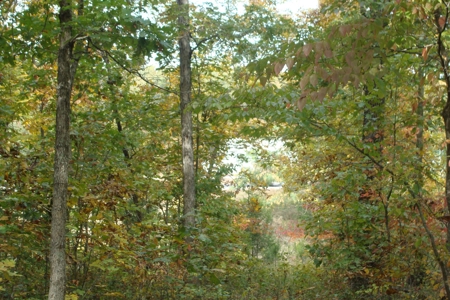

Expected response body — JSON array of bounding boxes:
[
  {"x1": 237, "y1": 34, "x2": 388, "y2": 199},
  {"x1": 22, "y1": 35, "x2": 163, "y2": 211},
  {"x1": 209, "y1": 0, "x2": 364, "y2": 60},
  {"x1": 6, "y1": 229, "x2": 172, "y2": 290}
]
[
  {"x1": 268, "y1": 0, "x2": 450, "y2": 297},
  {"x1": 177, "y1": 0, "x2": 196, "y2": 232},
  {"x1": 48, "y1": 1, "x2": 78, "y2": 298}
]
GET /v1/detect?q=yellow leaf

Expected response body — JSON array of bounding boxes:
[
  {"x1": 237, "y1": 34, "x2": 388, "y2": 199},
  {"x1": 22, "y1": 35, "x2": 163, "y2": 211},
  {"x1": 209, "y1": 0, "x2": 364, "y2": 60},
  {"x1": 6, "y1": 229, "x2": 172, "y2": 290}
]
[
  {"x1": 68, "y1": 197, "x2": 77, "y2": 207},
  {"x1": 260, "y1": 76, "x2": 267, "y2": 87}
]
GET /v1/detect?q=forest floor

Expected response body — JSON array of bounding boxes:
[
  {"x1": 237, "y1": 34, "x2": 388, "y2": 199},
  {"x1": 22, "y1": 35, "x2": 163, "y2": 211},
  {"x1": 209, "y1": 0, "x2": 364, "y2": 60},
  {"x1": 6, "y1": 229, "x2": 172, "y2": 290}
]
[
  {"x1": 266, "y1": 189, "x2": 308, "y2": 263},
  {"x1": 236, "y1": 187, "x2": 308, "y2": 262}
]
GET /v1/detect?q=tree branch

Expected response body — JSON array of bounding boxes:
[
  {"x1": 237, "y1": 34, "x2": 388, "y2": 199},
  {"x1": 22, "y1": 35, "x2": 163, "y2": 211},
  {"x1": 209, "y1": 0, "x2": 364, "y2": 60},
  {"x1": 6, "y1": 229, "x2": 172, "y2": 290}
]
[
  {"x1": 89, "y1": 38, "x2": 177, "y2": 95},
  {"x1": 190, "y1": 34, "x2": 219, "y2": 53}
]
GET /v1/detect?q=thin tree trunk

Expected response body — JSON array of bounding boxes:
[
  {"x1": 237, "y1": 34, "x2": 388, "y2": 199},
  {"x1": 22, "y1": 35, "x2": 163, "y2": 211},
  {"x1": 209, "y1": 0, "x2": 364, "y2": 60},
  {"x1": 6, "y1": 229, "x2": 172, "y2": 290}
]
[
  {"x1": 48, "y1": 1, "x2": 73, "y2": 299},
  {"x1": 433, "y1": 7, "x2": 450, "y2": 254},
  {"x1": 444, "y1": 94, "x2": 450, "y2": 251},
  {"x1": 416, "y1": 203, "x2": 450, "y2": 299},
  {"x1": 177, "y1": 0, "x2": 195, "y2": 230},
  {"x1": 417, "y1": 8, "x2": 450, "y2": 300},
  {"x1": 415, "y1": 69, "x2": 450, "y2": 298},
  {"x1": 415, "y1": 67, "x2": 425, "y2": 196},
  {"x1": 359, "y1": 85, "x2": 385, "y2": 199}
]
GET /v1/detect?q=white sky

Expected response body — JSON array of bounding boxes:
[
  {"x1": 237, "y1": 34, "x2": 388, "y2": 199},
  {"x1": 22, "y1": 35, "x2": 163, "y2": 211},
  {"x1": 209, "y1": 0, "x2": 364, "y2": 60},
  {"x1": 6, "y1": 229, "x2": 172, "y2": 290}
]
[
  {"x1": 277, "y1": 0, "x2": 319, "y2": 13},
  {"x1": 191, "y1": 0, "x2": 319, "y2": 14}
]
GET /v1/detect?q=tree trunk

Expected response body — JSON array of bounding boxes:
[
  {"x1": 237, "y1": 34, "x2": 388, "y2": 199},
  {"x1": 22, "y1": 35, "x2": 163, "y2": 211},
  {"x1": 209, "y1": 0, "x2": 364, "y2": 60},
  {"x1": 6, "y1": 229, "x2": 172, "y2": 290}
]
[
  {"x1": 444, "y1": 99, "x2": 450, "y2": 247},
  {"x1": 413, "y1": 67, "x2": 450, "y2": 300},
  {"x1": 441, "y1": 92, "x2": 450, "y2": 300},
  {"x1": 435, "y1": 6, "x2": 450, "y2": 254},
  {"x1": 48, "y1": 1, "x2": 73, "y2": 299},
  {"x1": 177, "y1": 0, "x2": 196, "y2": 230}
]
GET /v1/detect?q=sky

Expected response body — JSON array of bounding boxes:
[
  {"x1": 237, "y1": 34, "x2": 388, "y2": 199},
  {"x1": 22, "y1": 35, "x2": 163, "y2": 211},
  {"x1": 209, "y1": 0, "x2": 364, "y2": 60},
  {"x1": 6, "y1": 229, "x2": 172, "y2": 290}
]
[
  {"x1": 191, "y1": 0, "x2": 319, "y2": 14},
  {"x1": 277, "y1": 0, "x2": 319, "y2": 13}
]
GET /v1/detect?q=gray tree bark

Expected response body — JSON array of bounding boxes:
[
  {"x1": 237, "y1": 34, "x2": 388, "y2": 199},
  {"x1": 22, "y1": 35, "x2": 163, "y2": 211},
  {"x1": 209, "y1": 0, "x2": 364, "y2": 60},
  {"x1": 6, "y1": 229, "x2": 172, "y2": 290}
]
[
  {"x1": 48, "y1": 1, "x2": 74, "y2": 299},
  {"x1": 177, "y1": 0, "x2": 196, "y2": 230}
]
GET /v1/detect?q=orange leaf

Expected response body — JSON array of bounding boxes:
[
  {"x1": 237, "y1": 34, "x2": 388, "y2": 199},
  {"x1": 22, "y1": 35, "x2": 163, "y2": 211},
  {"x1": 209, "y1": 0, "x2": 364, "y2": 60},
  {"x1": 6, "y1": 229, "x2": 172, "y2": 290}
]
[
  {"x1": 300, "y1": 76, "x2": 309, "y2": 89},
  {"x1": 317, "y1": 87, "x2": 327, "y2": 102},
  {"x1": 339, "y1": 25, "x2": 349, "y2": 36},
  {"x1": 315, "y1": 66, "x2": 329, "y2": 82},
  {"x1": 365, "y1": 49, "x2": 374, "y2": 61},
  {"x1": 439, "y1": 16, "x2": 446, "y2": 29},
  {"x1": 422, "y1": 47, "x2": 428, "y2": 61},
  {"x1": 314, "y1": 42, "x2": 324, "y2": 58},
  {"x1": 297, "y1": 96, "x2": 307, "y2": 111},
  {"x1": 420, "y1": 6, "x2": 427, "y2": 19},
  {"x1": 345, "y1": 51, "x2": 355, "y2": 66},
  {"x1": 327, "y1": 85, "x2": 336, "y2": 99},
  {"x1": 386, "y1": 288, "x2": 398, "y2": 295},
  {"x1": 303, "y1": 44, "x2": 313, "y2": 57},
  {"x1": 286, "y1": 57, "x2": 295, "y2": 70},
  {"x1": 309, "y1": 74, "x2": 318, "y2": 87},
  {"x1": 274, "y1": 62, "x2": 285, "y2": 75},
  {"x1": 353, "y1": 75, "x2": 360, "y2": 87}
]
